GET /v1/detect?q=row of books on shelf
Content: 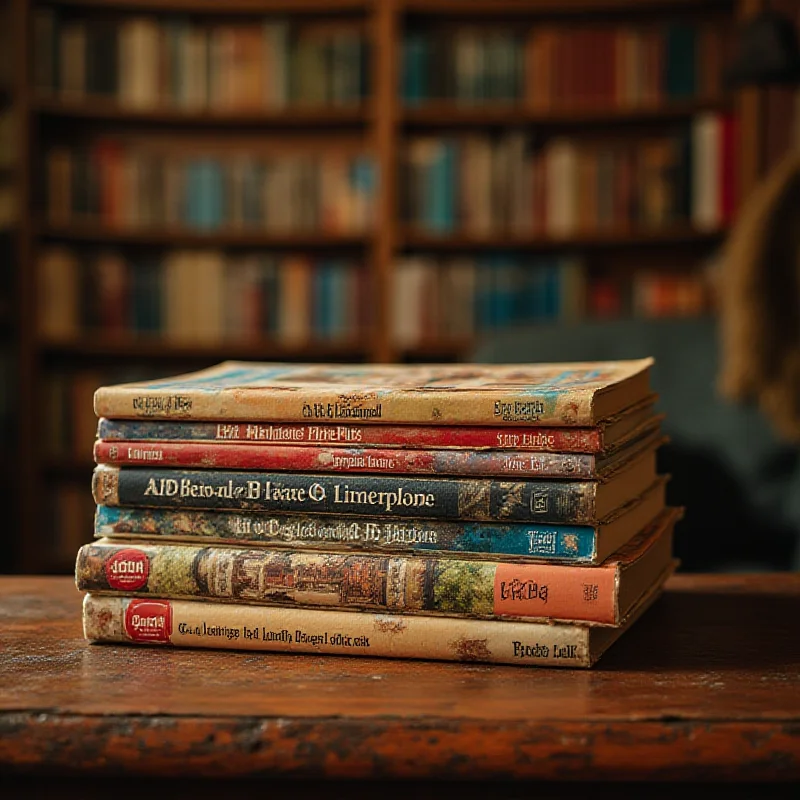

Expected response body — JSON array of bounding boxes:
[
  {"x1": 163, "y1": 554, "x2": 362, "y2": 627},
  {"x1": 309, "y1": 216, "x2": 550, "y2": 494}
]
[
  {"x1": 45, "y1": 142, "x2": 376, "y2": 233},
  {"x1": 39, "y1": 247, "x2": 710, "y2": 352},
  {"x1": 44, "y1": 365, "x2": 176, "y2": 465},
  {"x1": 39, "y1": 248, "x2": 369, "y2": 345},
  {"x1": 393, "y1": 256, "x2": 709, "y2": 346},
  {"x1": 402, "y1": 114, "x2": 736, "y2": 235},
  {"x1": 45, "y1": 483, "x2": 96, "y2": 568},
  {"x1": 402, "y1": 22, "x2": 729, "y2": 107},
  {"x1": 34, "y1": 10, "x2": 368, "y2": 110}
]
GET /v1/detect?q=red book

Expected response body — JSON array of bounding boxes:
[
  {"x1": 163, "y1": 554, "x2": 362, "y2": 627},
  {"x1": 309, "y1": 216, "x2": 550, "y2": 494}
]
[{"x1": 94, "y1": 424, "x2": 662, "y2": 479}]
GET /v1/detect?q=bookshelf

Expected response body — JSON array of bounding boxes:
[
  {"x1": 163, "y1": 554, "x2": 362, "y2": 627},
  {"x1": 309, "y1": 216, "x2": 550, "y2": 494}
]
[{"x1": 5, "y1": 0, "x2": 778, "y2": 573}]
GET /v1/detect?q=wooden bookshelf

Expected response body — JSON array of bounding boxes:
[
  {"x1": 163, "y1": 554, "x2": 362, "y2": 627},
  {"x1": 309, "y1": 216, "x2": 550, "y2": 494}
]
[
  {"x1": 38, "y1": 224, "x2": 371, "y2": 249},
  {"x1": 402, "y1": 101, "x2": 733, "y2": 128},
  {"x1": 5, "y1": 0, "x2": 774, "y2": 574},
  {"x1": 400, "y1": 227, "x2": 726, "y2": 251},
  {"x1": 34, "y1": 99, "x2": 372, "y2": 127},
  {"x1": 40, "y1": 337, "x2": 369, "y2": 361}
]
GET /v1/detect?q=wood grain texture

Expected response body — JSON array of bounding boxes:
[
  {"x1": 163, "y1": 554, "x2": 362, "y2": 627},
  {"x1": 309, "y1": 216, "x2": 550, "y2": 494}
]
[{"x1": 1, "y1": 574, "x2": 799, "y2": 780}]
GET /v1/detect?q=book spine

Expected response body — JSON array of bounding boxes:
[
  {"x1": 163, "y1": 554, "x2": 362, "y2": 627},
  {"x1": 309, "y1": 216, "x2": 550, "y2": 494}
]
[
  {"x1": 83, "y1": 594, "x2": 595, "y2": 667},
  {"x1": 92, "y1": 466, "x2": 599, "y2": 523},
  {"x1": 76, "y1": 540, "x2": 618, "y2": 623},
  {"x1": 94, "y1": 440, "x2": 600, "y2": 479},
  {"x1": 93, "y1": 387, "x2": 601, "y2": 426},
  {"x1": 94, "y1": 505, "x2": 600, "y2": 563}
]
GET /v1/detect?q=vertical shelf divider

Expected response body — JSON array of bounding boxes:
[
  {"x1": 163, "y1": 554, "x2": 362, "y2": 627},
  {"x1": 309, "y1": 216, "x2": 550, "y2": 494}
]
[{"x1": 371, "y1": 0, "x2": 399, "y2": 363}]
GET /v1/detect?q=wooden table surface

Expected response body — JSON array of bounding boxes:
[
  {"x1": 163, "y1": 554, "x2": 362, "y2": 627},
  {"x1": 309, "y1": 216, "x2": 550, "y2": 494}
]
[{"x1": 0, "y1": 574, "x2": 799, "y2": 786}]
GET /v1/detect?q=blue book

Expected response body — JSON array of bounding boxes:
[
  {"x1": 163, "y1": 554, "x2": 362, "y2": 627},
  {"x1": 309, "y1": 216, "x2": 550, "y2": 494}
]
[
  {"x1": 200, "y1": 160, "x2": 224, "y2": 229},
  {"x1": 428, "y1": 141, "x2": 456, "y2": 233},
  {"x1": 184, "y1": 162, "x2": 203, "y2": 228},
  {"x1": 544, "y1": 262, "x2": 560, "y2": 321},
  {"x1": 94, "y1": 504, "x2": 625, "y2": 564},
  {"x1": 402, "y1": 32, "x2": 427, "y2": 105}
]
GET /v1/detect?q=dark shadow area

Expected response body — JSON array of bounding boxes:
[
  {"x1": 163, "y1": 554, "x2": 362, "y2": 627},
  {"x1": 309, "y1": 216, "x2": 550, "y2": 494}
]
[
  {"x1": 602, "y1": 589, "x2": 800, "y2": 672},
  {"x1": 659, "y1": 441, "x2": 799, "y2": 571}
]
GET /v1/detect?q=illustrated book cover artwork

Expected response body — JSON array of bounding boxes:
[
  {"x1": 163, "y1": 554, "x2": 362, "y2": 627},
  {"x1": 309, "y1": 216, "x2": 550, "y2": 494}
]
[{"x1": 93, "y1": 358, "x2": 654, "y2": 426}]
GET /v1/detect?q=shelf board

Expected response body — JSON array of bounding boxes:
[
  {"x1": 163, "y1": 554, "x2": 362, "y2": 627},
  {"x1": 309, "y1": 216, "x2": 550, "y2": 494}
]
[
  {"x1": 403, "y1": 0, "x2": 733, "y2": 14},
  {"x1": 402, "y1": 100, "x2": 731, "y2": 128},
  {"x1": 37, "y1": 224, "x2": 370, "y2": 249},
  {"x1": 401, "y1": 227, "x2": 726, "y2": 251},
  {"x1": 39, "y1": 337, "x2": 369, "y2": 362},
  {"x1": 34, "y1": 99, "x2": 371, "y2": 127},
  {"x1": 41, "y1": 0, "x2": 368, "y2": 13}
]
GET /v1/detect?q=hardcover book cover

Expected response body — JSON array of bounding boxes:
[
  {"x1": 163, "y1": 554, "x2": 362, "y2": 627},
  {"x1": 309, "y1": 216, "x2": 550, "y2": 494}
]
[
  {"x1": 93, "y1": 477, "x2": 666, "y2": 565},
  {"x1": 95, "y1": 397, "x2": 659, "y2": 453},
  {"x1": 91, "y1": 447, "x2": 658, "y2": 524},
  {"x1": 93, "y1": 358, "x2": 654, "y2": 426},
  {"x1": 76, "y1": 508, "x2": 678, "y2": 625},
  {"x1": 93, "y1": 426, "x2": 663, "y2": 479},
  {"x1": 82, "y1": 561, "x2": 674, "y2": 668}
]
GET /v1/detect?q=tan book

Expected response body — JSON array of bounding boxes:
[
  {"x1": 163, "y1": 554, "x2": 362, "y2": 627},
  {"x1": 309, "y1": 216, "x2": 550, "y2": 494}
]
[
  {"x1": 94, "y1": 358, "x2": 655, "y2": 426},
  {"x1": 81, "y1": 559, "x2": 673, "y2": 668}
]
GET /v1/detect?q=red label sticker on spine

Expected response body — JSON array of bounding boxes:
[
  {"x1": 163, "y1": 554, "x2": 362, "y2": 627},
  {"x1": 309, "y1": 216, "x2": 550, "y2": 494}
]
[
  {"x1": 105, "y1": 548, "x2": 150, "y2": 591},
  {"x1": 124, "y1": 598, "x2": 173, "y2": 644}
]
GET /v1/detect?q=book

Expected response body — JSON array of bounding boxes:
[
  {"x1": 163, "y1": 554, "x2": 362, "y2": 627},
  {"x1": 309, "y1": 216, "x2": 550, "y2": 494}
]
[
  {"x1": 81, "y1": 565, "x2": 671, "y2": 667},
  {"x1": 92, "y1": 358, "x2": 654, "y2": 425},
  {"x1": 38, "y1": 248, "x2": 366, "y2": 345},
  {"x1": 92, "y1": 446, "x2": 658, "y2": 524},
  {"x1": 93, "y1": 424, "x2": 663, "y2": 479},
  {"x1": 77, "y1": 509, "x2": 676, "y2": 625},
  {"x1": 96, "y1": 397, "x2": 658, "y2": 452},
  {"x1": 92, "y1": 477, "x2": 666, "y2": 565}
]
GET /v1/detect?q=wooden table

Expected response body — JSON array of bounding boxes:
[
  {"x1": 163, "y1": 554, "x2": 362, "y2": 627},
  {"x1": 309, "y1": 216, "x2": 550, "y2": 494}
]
[{"x1": 1, "y1": 574, "x2": 799, "y2": 795}]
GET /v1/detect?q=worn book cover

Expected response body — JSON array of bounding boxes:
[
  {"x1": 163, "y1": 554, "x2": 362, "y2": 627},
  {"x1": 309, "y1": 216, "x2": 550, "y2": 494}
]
[
  {"x1": 94, "y1": 478, "x2": 667, "y2": 565},
  {"x1": 92, "y1": 447, "x2": 657, "y2": 524},
  {"x1": 94, "y1": 425, "x2": 663, "y2": 479},
  {"x1": 93, "y1": 358, "x2": 653, "y2": 426},
  {"x1": 82, "y1": 563, "x2": 673, "y2": 667},
  {"x1": 95, "y1": 397, "x2": 659, "y2": 453},
  {"x1": 76, "y1": 508, "x2": 677, "y2": 625}
]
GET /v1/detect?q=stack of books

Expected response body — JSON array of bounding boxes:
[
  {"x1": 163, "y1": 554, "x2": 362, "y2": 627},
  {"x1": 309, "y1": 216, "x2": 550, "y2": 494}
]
[{"x1": 77, "y1": 359, "x2": 678, "y2": 668}]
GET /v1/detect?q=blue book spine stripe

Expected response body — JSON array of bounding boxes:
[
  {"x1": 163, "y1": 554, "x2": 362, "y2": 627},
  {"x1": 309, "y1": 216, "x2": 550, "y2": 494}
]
[{"x1": 95, "y1": 505, "x2": 598, "y2": 562}]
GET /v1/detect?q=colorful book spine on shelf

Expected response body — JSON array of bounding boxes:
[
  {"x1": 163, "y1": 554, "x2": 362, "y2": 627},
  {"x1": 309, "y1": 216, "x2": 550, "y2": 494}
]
[
  {"x1": 76, "y1": 509, "x2": 677, "y2": 625},
  {"x1": 402, "y1": 121, "x2": 734, "y2": 236},
  {"x1": 400, "y1": 22, "x2": 729, "y2": 107},
  {"x1": 34, "y1": 11, "x2": 368, "y2": 109},
  {"x1": 45, "y1": 142, "x2": 376, "y2": 234},
  {"x1": 37, "y1": 249, "x2": 367, "y2": 345},
  {"x1": 91, "y1": 448, "x2": 658, "y2": 524}
]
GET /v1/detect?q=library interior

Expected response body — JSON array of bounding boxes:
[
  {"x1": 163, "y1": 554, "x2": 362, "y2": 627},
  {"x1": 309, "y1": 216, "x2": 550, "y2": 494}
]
[{"x1": 0, "y1": 0, "x2": 799, "y2": 576}]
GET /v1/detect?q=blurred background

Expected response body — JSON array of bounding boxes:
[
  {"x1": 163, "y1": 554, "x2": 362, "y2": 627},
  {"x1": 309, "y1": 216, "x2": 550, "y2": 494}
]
[{"x1": 0, "y1": 0, "x2": 799, "y2": 575}]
